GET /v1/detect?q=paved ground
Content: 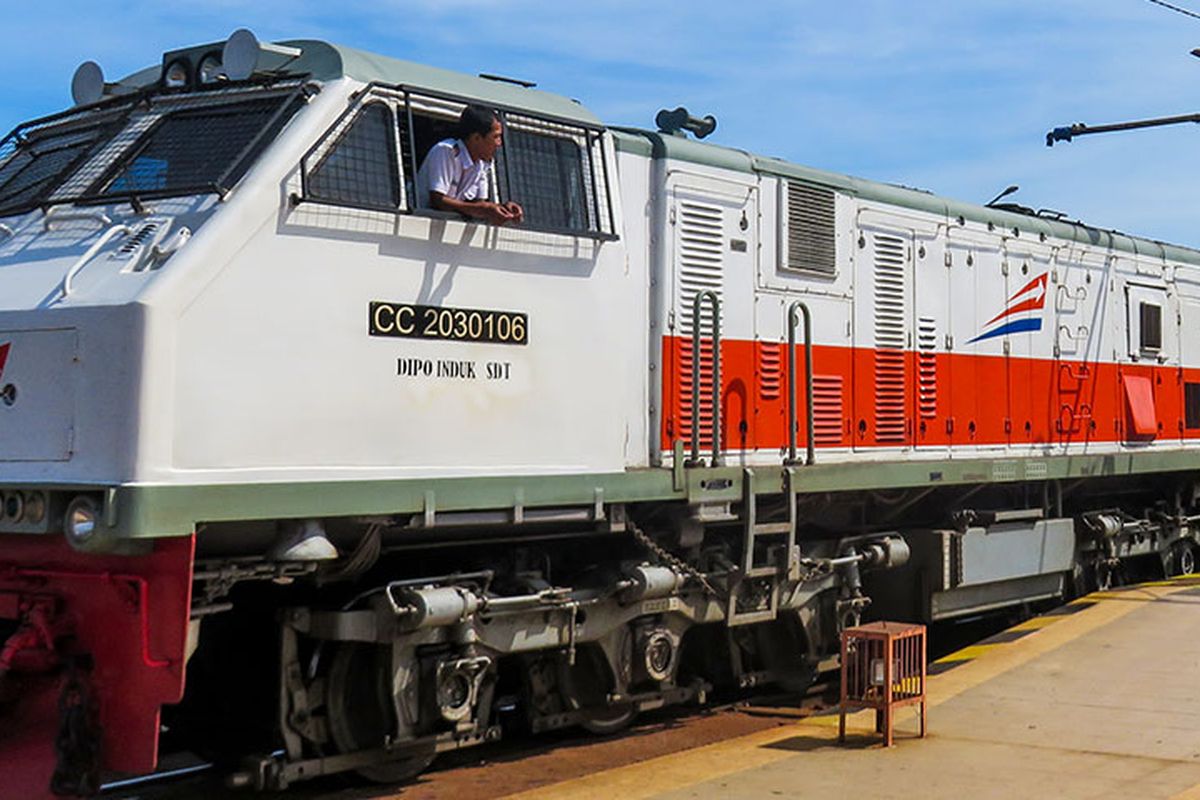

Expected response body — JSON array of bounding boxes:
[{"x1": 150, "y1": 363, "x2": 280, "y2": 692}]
[{"x1": 499, "y1": 577, "x2": 1200, "y2": 800}]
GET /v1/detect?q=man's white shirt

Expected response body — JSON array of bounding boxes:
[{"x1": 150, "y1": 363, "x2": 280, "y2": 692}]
[{"x1": 415, "y1": 138, "x2": 492, "y2": 206}]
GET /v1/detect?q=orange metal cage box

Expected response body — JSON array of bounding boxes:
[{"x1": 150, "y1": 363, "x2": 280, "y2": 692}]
[{"x1": 839, "y1": 621, "x2": 927, "y2": 747}]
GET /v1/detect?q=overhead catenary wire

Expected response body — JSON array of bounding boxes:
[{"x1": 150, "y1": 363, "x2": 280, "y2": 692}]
[{"x1": 1147, "y1": 0, "x2": 1200, "y2": 22}]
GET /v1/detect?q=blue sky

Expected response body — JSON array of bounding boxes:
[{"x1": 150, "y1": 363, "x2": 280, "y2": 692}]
[{"x1": 4, "y1": 1, "x2": 1200, "y2": 245}]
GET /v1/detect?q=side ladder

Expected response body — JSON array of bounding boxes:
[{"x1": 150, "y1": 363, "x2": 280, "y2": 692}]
[{"x1": 726, "y1": 467, "x2": 798, "y2": 627}]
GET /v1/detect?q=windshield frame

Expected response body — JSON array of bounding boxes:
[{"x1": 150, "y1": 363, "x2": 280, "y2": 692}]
[{"x1": 0, "y1": 77, "x2": 311, "y2": 219}]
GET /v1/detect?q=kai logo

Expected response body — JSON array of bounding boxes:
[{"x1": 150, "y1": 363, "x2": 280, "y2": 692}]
[{"x1": 969, "y1": 273, "x2": 1048, "y2": 344}]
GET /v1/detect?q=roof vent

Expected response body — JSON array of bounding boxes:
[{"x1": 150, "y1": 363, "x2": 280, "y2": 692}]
[{"x1": 655, "y1": 107, "x2": 716, "y2": 139}]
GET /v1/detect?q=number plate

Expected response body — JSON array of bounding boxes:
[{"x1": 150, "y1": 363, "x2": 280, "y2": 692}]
[{"x1": 369, "y1": 301, "x2": 528, "y2": 346}]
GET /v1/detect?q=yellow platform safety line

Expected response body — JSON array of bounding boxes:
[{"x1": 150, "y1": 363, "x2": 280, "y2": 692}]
[
  {"x1": 931, "y1": 642, "x2": 1000, "y2": 665},
  {"x1": 499, "y1": 580, "x2": 1197, "y2": 800},
  {"x1": 1008, "y1": 614, "x2": 1068, "y2": 632}
]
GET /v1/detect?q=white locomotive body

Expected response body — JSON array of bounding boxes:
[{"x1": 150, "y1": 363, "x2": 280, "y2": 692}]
[{"x1": 0, "y1": 33, "x2": 1197, "y2": 795}]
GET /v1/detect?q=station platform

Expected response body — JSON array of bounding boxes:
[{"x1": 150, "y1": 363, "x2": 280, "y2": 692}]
[{"x1": 501, "y1": 576, "x2": 1200, "y2": 800}]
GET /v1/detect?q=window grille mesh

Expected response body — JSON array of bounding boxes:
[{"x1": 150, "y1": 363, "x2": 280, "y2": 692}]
[
  {"x1": 302, "y1": 87, "x2": 616, "y2": 240},
  {"x1": 0, "y1": 109, "x2": 128, "y2": 216},
  {"x1": 496, "y1": 114, "x2": 611, "y2": 237},
  {"x1": 784, "y1": 180, "x2": 836, "y2": 275},
  {"x1": 306, "y1": 102, "x2": 401, "y2": 210},
  {"x1": 0, "y1": 80, "x2": 306, "y2": 219},
  {"x1": 94, "y1": 95, "x2": 302, "y2": 199}
]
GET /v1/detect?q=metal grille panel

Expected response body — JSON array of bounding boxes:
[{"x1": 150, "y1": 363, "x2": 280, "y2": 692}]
[
  {"x1": 304, "y1": 86, "x2": 616, "y2": 240},
  {"x1": 305, "y1": 102, "x2": 401, "y2": 211},
  {"x1": 94, "y1": 95, "x2": 302, "y2": 199},
  {"x1": 0, "y1": 81, "x2": 306, "y2": 219},
  {"x1": 917, "y1": 316, "x2": 938, "y2": 419},
  {"x1": 873, "y1": 233, "x2": 909, "y2": 443},
  {"x1": 784, "y1": 180, "x2": 836, "y2": 275},
  {"x1": 812, "y1": 374, "x2": 845, "y2": 445},
  {"x1": 497, "y1": 114, "x2": 609, "y2": 236},
  {"x1": 676, "y1": 199, "x2": 724, "y2": 448},
  {"x1": 0, "y1": 109, "x2": 128, "y2": 216},
  {"x1": 758, "y1": 341, "x2": 781, "y2": 401}
]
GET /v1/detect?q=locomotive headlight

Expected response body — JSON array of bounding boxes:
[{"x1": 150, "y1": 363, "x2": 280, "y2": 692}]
[
  {"x1": 197, "y1": 52, "x2": 224, "y2": 85},
  {"x1": 163, "y1": 58, "x2": 191, "y2": 89},
  {"x1": 22, "y1": 492, "x2": 45, "y2": 525},
  {"x1": 4, "y1": 491, "x2": 24, "y2": 523},
  {"x1": 64, "y1": 495, "x2": 99, "y2": 544}
]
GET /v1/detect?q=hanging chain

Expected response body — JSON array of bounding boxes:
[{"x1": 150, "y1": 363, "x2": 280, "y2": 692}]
[{"x1": 627, "y1": 521, "x2": 723, "y2": 598}]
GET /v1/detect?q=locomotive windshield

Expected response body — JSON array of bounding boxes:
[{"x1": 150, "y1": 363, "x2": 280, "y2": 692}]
[
  {"x1": 0, "y1": 108, "x2": 125, "y2": 216},
  {"x1": 0, "y1": 83, "x2": 306, "y2": 217}
]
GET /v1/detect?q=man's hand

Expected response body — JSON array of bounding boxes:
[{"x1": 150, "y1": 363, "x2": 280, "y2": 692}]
[
  {"x1": 480, "y1": 201, "x2": 517, "y2": 225},
  {"x1": 431, "y1": 193, "x2": 524, "y2": 226},
  {"x1": 501, "y1": 201, "x2": 524, "y2": 224}
]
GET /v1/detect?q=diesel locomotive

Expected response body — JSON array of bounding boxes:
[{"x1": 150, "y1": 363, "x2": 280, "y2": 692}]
[{"x1": 0, "y1": 31, "x2": 1197, "y2": 795}]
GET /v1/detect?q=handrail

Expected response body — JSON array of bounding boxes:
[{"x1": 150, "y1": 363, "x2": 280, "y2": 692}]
[
  {"x1": 58, "y1": 223, "x2": 131, "y2": 299},
  {"x1": 44, "y1": 207, "x2": 114, "y2": 232},
  {"x1": 687, "y1": 290, "x2": 722, "y2": 467},
  {"x1": 1057, "y1": 324, "x2": 1090, "y2": 343},
  {"x1": 786, "y1": 300, "x2": 815, "y2": 466}
]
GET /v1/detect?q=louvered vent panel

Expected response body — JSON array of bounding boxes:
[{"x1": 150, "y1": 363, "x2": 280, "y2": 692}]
[
  {"x1": 873, "y1": 233, "x2": 908, "y2": 443},
  {"x1": 676, "y1": 200, "x2": 724, "y2": 448},
  {"x1": 812, "y1": 374, "x2": 845, "y2": 445},
  {"x1": 785, "y1": 180, "x2": 836, "y2": 274},
  {"x1": 758, "y1": 341, "x2": 781, "y2": 401},
  {"x1": 117, "y1": 221, "x2": 159, "y2": 256},
  {"x1": 917, "y1": 316, "x2": 937, "y2": 419}
]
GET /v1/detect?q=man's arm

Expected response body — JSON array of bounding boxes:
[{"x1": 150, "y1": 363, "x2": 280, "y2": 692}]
[{"x1": 430, "y1": 192, "x2": 520, "y2": 225}]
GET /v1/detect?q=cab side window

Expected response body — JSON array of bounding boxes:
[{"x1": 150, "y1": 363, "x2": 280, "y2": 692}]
[
  {"x1": 306, "y1": 102, "x2": 401, "y2": 211},
  {"x1": 497, "y1": 117, "x2": 602, "y2": 233},
  {"x1": 301, "y1": 89, "x2": 615, "y2": 239}
]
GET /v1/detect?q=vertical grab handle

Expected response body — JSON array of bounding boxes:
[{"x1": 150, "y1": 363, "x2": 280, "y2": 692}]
[
  {"x1": 688, "y1": 290, "x2": 722, "y2": 467},
  {"x1": 58, "y1": 224, "x2": 131, "y2": 300},
  {"x1": 786, "y1": 300, "x2": 815, "y2": 466}
]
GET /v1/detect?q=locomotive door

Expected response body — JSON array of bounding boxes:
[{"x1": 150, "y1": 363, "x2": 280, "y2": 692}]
[
  {"x1": 1120, "y1": 278, "x2": 1175, "y2": 444},
  {"x1": 1053, "y1": 248, "x2": 1107, "y2": 447},
  {"x1": 1177, "y1": 270, "x2": 1200, "y2": 443},
  {"x1": 913, "y1": 224, "x2": 949, "y2": 452},
  {"x1": 854, "y1": 215, "x2": 914, "y2": 452},
  {"x1": 944, "y1": 228, "x2": 1004, "y2": 452},
  {"x1": 1002, "y1": 241, "x2": 1055, "y2": 448},
  {"x1": 664, "y1": 173, "x2": 758, "y2": 460}
]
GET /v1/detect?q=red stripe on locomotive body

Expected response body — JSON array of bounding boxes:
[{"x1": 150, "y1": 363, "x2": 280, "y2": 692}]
[{"x1": 660, "y1": 335, "x2": 1193, "y2": 454}]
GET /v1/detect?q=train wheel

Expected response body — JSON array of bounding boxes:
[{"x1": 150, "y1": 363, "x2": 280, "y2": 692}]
[
  {"x1": 1168, "y1": 542, "x2": 1197, "y2": 577},
  {"x1": 558, "y1": 645, "x2": 636, "y2": 735},
  {"x1": 325, "y1": 642, "x2": 435, "y2": 784}
]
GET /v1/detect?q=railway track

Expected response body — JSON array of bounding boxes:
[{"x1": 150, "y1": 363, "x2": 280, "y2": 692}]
[{"x1": 101, "y1": 613, "x2": 1010, "y2": 800}]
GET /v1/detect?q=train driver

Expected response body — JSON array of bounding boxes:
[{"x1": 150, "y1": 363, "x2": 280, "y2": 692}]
[{"x1": 415, "y1": 104, "x2": 525, "y2": 225}]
